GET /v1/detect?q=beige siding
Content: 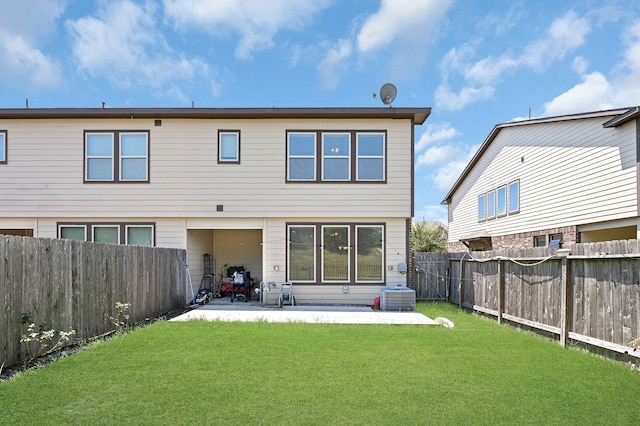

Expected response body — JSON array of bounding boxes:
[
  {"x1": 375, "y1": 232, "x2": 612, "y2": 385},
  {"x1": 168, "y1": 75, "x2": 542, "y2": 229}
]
[
  {"x1": 448, "y1": 117, "x2": 638, "y2": 242},
  {"x1": 1, "y1": 114, "x2": 415, "y2": 305},
  {"x1": 0, "y1": 117, "x2": 413, "y2": 219}
]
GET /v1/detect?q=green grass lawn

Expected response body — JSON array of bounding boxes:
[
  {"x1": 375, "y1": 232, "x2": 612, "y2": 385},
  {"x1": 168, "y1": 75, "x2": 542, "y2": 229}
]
[{"x1": 1, "y1": 302, "x2": 639, "y2": 425}]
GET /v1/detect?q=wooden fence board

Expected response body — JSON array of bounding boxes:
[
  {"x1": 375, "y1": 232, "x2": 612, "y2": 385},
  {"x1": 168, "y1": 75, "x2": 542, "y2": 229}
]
[
  {"x1": 1, "y1": 236, "x2": 186, "y2": 368},
  {"x1": 415, "y1": 240, "x2": 640, "y2": 358}
]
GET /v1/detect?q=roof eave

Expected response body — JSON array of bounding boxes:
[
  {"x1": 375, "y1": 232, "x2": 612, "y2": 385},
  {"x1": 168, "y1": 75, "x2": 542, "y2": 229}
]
[{"x1": 0, "y1": 106, "x2": 432, "y2": 124}]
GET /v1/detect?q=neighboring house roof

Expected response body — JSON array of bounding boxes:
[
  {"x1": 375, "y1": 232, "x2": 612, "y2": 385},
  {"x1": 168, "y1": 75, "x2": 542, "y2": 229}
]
[
  {"x1": 0, "y1": 106, "x2": 431, "y2": 125},
  {"x1": 440, "y1": 106, "x2": 637, "y2": 205}
]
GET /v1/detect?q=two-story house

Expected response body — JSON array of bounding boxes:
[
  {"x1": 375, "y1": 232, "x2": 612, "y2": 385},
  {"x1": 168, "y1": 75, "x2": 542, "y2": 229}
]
[
  {"x1": 0, "y1": 106, "x2": 430, "y2": 304},
  {"x1": 442, "y1": 106, "x2": 640, "y2": 251}
]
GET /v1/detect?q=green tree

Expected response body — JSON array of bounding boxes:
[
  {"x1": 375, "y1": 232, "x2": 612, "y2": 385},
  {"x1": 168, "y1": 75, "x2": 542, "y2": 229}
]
[{"x1": 412, "y1": 221, "x2": 448, "y2": 252}]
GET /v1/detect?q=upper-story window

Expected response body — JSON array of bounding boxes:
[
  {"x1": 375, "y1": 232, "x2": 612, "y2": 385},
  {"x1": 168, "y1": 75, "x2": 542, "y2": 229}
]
[
  {"x1": 287, "y1": 132, "x2": 316, "y2": 181},
  {"x1": 0, "y1": 130, "x2": 6, "y2": 164},
  {"x1": 478, "y1": 194, "x2": 486, "y2": 221},
  {"x1": 84, "y1": 131, "x2": 149, "y2": 182},
  {"x1": 486, "y1": 190, "x2": 496, "y2": 219},
  {"x1": 497, "y1": 185, "x2": 507, "y2": 217},
  {"x1": 218, "y1": 130, "x2": 240, "y2": 163},
  {"x1": 357, "y1": 133, "x2": 385, "y2": 180},
  {"x1": 508, "y1": 180, "x2": 519, "y2": 213},
  {"x1": 287, "y1": 130, "x2": 386, "y2": 183},
  {"x1": 323, "y1": 133, "x2": 350, "y2": 180},
  {"x1": 478, "y1": 179, "x2": 520, "y2": 221}
]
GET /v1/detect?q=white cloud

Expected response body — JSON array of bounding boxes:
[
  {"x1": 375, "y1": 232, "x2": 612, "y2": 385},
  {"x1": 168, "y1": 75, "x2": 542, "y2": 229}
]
[
  {"x1": 356, "y1": 0, "x2": 452, "y2": 53},
  {"x1": 434, "y1": 84, "x2": 494, "y2": 111},
  {"x1": 0, "y1": 0, "x2": 66, "y2": 90},
  {"x1": 543, "y1": 72, "x2": 612, "y2": 116},
  {"x1": 465, "y1": 55, "x2": 518, "y2": 85},
  {"x1": 543, "y1": 19, "x2": 640, "y2": 116},
  {"x1": 318, "y1": 39, "x2": 353, "y2": 90},
  {"x1": 415, "y1": 123, "x2": 458, "y2": 151},
  {"x1": 431, "y1": 142, "x2": 480, "y2": 193},
  {"x1": 572, "y1": 56, "x2": 589, "y2": 74},
  {"x1": 437, "y1": 10, "x2": 593, "y2": 111},
  {"x1": 162, "y1": 0, "x2": 330, "y2": 60},
  {"x1": 416, "y1": 144, "x2": 460, "y2": 169},
  {"x1": 67, "y1": 1, "x2": 208, "y2": 96},
  {"x1": 521, "y1": 11, "x2": 590, "y2": 71}
]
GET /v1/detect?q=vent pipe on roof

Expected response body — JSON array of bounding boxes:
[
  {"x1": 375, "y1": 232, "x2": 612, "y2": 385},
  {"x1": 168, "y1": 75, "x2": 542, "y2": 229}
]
[{"x1": 25, "y1": 98, "x2": 29, "y2": 109}]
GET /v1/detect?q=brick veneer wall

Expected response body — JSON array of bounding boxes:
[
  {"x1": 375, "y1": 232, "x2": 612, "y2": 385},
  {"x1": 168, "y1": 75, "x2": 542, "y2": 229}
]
[{"x1": 447, "y1": 225, "x2": 578, "y2": 252}]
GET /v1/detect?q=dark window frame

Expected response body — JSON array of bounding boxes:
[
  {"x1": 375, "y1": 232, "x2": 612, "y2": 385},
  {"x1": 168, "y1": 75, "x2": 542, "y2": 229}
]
[
  {"x1": 285, "y1": 130, "x2": 387, "y2": 183},
  {"x1": 217, "y1": 129, "x2": 241, "y2": 164},
  {"x1": 286, "y1": 221, "x2": 386, "y2": 285},
  {"x1": 83, "y1": 130, "x2": 150, "y2": 183}
]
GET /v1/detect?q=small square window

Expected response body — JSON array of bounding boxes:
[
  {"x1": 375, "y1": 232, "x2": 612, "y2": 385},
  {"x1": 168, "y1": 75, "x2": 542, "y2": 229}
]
[
  {"x1": 533, "y1": 235, "x2": 546, "y2": 247},
  {"x1": 218, "y1": 130, "x2": 240, "y2": 163}
]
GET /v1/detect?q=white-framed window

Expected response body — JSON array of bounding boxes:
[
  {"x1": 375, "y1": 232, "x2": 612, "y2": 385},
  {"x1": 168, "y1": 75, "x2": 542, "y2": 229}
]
[
  {"x1": 497, "y1": 185, "x2": 507, "y2": 217},
  {"x1": 59, "y1": 225, "x2": 87, "y2": 241},
  {"x1": 487, "y1": 190, "x2": 496, "y2": 219},
  {"x1": 355, "y1": 225, "x2": 383, "y2": 282},
  {"x1": 85, "y1": 131, "x2": 149, "y2": 182},
  {"x1": 126, "y1": 225, "x2": 154, "y2": 246},
  {"x1": 0, "y1": 130, "x2": 7, "y2": 164},
  {"x1": 356, "y1": 133, "x2": 385, "y2": 181},
  {"x1": 287, "y1": 223, "x2": 385, "y2": 284},
  {"x1": 508, "y1": 180, "x2": 520, "y2": 213},
  {"x1": 120, "y1": 133, "x2": 148, "y2": 180},
  {"x1": 478, "y1": 194, "x2": 486, "y2": 221},
  {"x1": 322, "y1": 225, "x2": 350, "y2": 281},
  {"x1": 287, "y1": 130, "x2": 386, "y2": 183},
  {"x1": 288, "y1": 225, "x2": 316, "y2": 282},
  {"x1": 58, "y1": 222, "x2": 154, "y2": 246},
  {"x1": 322, "y1": 133, "x2": 351, "y2": 181},
  {"x1": 93, "y1": 225, "x2": 120, "y2": 244},
  {"x1": 218, "y1": 130, "x2": 240, "y2": 163},
  {"x1": 287, "y1": 132, "x2": 316, "y2": 181},
  {"x1": 85, "y1": 133, "x2": 114, "y2": 181}
]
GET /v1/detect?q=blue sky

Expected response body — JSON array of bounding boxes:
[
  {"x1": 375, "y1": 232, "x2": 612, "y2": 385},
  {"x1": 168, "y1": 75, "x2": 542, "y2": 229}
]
[{"x1": 1, "y1": 1, "x2": 640, "y2": 224}]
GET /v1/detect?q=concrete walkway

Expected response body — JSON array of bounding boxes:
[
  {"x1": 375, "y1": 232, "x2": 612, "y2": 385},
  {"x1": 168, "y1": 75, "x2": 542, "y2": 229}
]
[{"x1": 170, "y1": 303, "x2": 438, "y2": 325}]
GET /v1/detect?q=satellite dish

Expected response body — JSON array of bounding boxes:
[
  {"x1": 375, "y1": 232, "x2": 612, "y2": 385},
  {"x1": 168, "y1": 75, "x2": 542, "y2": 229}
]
[{"x1": 379, "y1": 83, "x2": 397, "y2": 106}]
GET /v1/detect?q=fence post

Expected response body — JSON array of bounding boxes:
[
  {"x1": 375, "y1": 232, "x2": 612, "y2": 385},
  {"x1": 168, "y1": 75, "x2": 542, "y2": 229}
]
[
  {"x1": 459, "y1": 258, "x2": 466, "y2": 308},
  {"x1": 558, "y1": 249, "x2": 571, "y2": 347},
  {"x1": 498, "y1": 259, "x2": 505, "y2": 324}
]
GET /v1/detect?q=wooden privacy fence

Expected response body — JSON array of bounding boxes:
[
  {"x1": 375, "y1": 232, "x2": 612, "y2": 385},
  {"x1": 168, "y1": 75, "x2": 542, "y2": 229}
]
[
  {"x1": 413, "y1": 241, "x2": 640, "y2": 361},
  {"x1": 1, "y1": 235, "x2": 186, "y2": 368}
]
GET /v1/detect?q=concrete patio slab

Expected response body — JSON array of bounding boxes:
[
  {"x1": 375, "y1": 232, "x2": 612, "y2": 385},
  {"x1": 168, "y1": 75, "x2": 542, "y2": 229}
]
[{"x1": 170, "y1": 303, "x2": 438, "y2": 325}]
